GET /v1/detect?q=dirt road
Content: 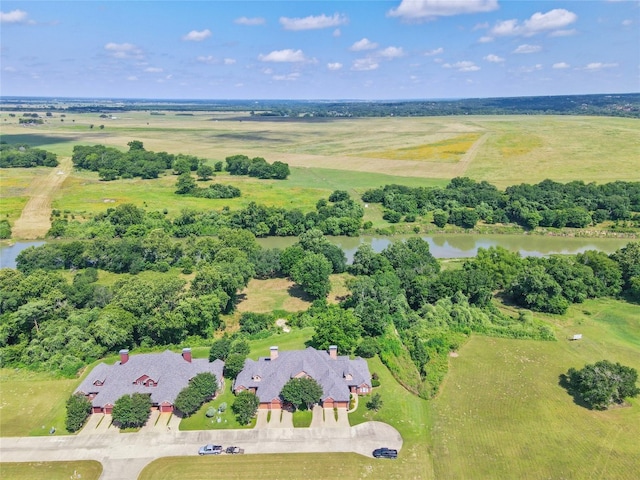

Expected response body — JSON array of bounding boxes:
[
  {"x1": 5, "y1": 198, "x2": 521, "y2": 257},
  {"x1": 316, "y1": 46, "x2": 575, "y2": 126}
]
[{"x1": 11, "y1": 156, "x2": 72, "y2": 240}]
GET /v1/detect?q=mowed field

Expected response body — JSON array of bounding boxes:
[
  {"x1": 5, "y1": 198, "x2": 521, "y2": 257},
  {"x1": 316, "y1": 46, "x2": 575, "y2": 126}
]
[
  {"x1": 431, "y1": 298, "x2": 640, "y2": 479},
  {"x1": 1, "y1": 111, "x2": 639, "y2": 230}
]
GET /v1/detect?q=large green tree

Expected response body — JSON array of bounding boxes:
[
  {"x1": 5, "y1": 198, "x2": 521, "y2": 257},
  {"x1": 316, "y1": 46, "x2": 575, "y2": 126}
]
[
  {"x1": 567, "y1": 360, "x2": 639, "y2": 410},
  {"x1": 290, "y1": 252, "x2": 332, "y2": 299},
  {"x1": 280, "y1": 377, "x2": 324, "y2": 410},
  {"x1": 232, "y1": 391, "x2": 259, "y2": 425},
  {"x1": 111, "y1": 393, "x2": 151, "y2": 428},
  {"x1": 65, "y1": 393, "x2": 92, "y2": 432},
  {"x1": 309, "y1": 304, "x2": 362, "y2": 355}
]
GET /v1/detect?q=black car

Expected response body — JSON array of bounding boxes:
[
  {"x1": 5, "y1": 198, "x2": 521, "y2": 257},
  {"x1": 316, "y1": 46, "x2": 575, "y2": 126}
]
[{"x1": 373, "y1": 447, "x2": 398, "y2": 459}]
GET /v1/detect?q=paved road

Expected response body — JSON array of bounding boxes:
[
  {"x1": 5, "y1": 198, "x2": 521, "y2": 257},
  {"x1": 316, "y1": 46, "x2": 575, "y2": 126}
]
[{"x1": 0, "y1": 421, "x2": 402, "y2": 480}]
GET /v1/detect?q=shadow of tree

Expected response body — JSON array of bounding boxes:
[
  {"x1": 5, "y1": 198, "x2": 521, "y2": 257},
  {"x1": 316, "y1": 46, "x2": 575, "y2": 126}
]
[
  {"x1": 558, "y1": 373, "x2": 592, "y2": 410},
  {"x1": 286, "y1": 284, "x2": 314, "y2": 302}
]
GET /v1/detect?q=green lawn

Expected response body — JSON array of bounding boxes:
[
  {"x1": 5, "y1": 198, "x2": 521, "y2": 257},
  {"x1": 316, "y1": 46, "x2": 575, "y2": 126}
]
[
  {"x1": 430, "y1": 298, "x2": 640, "y2": 480},
  {"x1": 292, "y1": 409, "x2": 313, "y2": 427},
  {"x1": 0, "y1": 370, "x2": 78, "y2": 437},
  {"x1": 179, "y1": 381, "x2": 255, "y2": 431},
  {"x1": 0, "y1": 461, "x2": 102, "y2": 480}
]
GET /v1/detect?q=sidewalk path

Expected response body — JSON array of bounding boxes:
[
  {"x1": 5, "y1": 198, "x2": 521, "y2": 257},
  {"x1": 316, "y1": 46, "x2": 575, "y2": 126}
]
[{"x1": 0, "y1": 421, "x2": 402, "y2": 480}]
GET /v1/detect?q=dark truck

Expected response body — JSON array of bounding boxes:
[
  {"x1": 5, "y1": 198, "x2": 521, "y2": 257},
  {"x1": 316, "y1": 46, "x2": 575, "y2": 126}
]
[{"x1": 225, "y1": 446, "x2": 245, "y2": 454}]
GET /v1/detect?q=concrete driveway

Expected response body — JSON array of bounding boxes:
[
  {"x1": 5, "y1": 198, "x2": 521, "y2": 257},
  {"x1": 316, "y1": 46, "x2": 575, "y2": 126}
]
[{"x1": 0, "y1": 420, "x2": 402, "y2": 480}]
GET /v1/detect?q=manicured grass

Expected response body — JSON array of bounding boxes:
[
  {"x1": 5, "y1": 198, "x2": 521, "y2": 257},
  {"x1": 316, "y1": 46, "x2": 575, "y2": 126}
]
[
  {"x1": 0, "y1": 369, "x2": 78, "y2": 437},
  {"x1": 430, "y1": 298, "x2": 640, "y2": 480},
  {"x1": 292, "y1": 409, "x2": 312, "y2": 427},
  {"x1": 179, "y1": 382, "x2": 254, "y2": 431},
  {"x1": 0, "y1": 461, "x2": 102, "y2": 480}
]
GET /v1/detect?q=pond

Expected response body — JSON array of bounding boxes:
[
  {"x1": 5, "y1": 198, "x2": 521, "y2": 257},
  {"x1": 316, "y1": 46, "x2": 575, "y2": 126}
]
[{"x1": 0, "y1": 241, "x2": 45, "y2": 269}]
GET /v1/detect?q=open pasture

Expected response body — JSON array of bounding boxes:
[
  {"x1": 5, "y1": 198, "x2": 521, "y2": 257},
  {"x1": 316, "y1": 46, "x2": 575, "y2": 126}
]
[
  {"x1": 2, "y1": 112, "x2": 638, "y2": 230},
  {"x1": 431, "y1": 298, "x2": 640, "y2": 480},
  {"x1": 2, "y1": 112, "x2": 638, "y2": 185}
]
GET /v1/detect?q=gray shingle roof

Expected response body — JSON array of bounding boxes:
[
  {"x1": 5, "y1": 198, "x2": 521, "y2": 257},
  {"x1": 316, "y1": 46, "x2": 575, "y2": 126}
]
[
  {"x1": 75, "y1": 350, "x2": 224, "y2": 407},
  {"x1": 233, "y1": 347, "x2": 371, "y2": 403}
]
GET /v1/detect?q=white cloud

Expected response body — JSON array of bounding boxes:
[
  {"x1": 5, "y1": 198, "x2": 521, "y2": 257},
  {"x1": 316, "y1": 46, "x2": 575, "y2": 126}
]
[
  {"x1": 552, "y1": 62, "x2": 570, "y2": 69},
  {"x1": 3, "y1": 66, "x2": 17, "y2": 72},
  {"x1": 473, "y1": 22, "x2": 489, "y2": 31},
  {"x1": 350, "y1": 38, "x2": 378, "y2": 51},
  {"x1": 105, "y1": 43, "x2": 143, "y2": 59},
  {"x1": 478, "y1": 36, "x2": 493, "y2": 43},
  {"x1": 280, "y1": 13, "x2": 348, "y2": 31},
  {"x1": 327, "y1": 62, "x2": 343, "y2": 71},
  {"x1": 424, "y1": 47, "x2": 444, "y2": 56},
  {"x1": 378, "y1": 46, "x2": 405, "y2": 59},
  {"x1": 513, "y1": 44, "x2": 542, "y2": 54},
  {"x1": 1, "y1": 9, "x2": 28, "y2": 23},
  {"x1": 352, "y1": 58, "x2": 379, "y2": 71},
  {"x1": 333, "y1": 28, "x2": 341, "y2": 37},
  {"x1": 196, "y1": 55, "x2": 216, "y2": 64},
  {"x1": 224, "y1": 58, "x2": 236, "y2": 65},
  {"x1": 144, "y1": 67, "x2": 163, "y2": 73},
  {"x1": 127, "y1": 76, "x2": 138, "y2": 81},
  {"x1": 234, "y1": 16, "x2": 265, "y2": 26},
  {"x1": 622, "y1": 19, "x2": 633, "y2": 27},
  {"x1": 258, "y1": 49, "x2": 307, "y2": 62},
  {"x1": 516, "y1": 64, "x2": 543, "y2": 73},
  {"x1": 549, "y1": 29, "x2": 576, "y2": 37},
  {"x1": 443, "y1": 61, "x2": 480, "y2": 72},
  {"x1": 262, "y1": 68, "x2": 273, "y2": 75},
  {"x1": 484, "y1": 54, "x2": 504, "y2": 63},
  {"x1": 273, "y1": 72, "x2": 301, "y2": 81},
  {"x1": 182, "y1": 29, "x2": 212, "y2": 42},
  {"x1": 490, "y1": 9, "x2": 577, "y2": 37},
  {"x1": 584, "y1": 62, "x2": 618, "y2": 71},
  {"x1": 388, "y1": 0, "x2": 498, "y2": 21}
]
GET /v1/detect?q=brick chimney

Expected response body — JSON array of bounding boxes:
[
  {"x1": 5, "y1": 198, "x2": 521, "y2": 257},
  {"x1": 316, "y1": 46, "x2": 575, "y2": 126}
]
[
  {"x1": 329, "y1": 345, "x2": 337, "y2": 360},
  {"x1": 119, "y1": 349, "x2": 129, "y2": 365},
  {"x1": 270, "y1": 346, "x2": 278, "y2": 360},
  {"x1": 182, "y1": 347, "x2": 192, "y2": 363}
]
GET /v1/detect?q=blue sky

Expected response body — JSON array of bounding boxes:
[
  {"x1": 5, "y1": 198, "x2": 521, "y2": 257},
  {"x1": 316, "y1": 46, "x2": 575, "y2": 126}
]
[{"x1": 1, "y1": 1, "x2": 638, "y2": 100}]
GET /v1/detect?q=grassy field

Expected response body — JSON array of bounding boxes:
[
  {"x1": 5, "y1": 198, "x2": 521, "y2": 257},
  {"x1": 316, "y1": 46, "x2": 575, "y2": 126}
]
[
  {"x1": 2, "y1": 112, "x2": 638, "y2": 227},
  {"x1": 0, "y1": 461, "x2": 102, "y2": 480},
  {"x1": 0, "y1": 369, "x2": 79, "y2": 437},
  {"x1": 431, "y1": 298, "x2": 640, "y2": 480}
]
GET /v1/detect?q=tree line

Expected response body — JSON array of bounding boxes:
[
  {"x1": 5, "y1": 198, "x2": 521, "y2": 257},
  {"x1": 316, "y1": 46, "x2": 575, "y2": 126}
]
[
  {"x1": 47, "y1": 191, "x2": 363, "y2": 241},
  {"x1": 0, "y1": 143, "x2": 59, "y2": 168},
  {"x1": 362, "y1": 177, "x2": 640, "y2": 230}
]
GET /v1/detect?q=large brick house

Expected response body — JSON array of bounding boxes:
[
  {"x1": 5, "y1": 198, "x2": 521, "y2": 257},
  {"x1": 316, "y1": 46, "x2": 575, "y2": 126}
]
[
  {"x1": 233, "y1": 346, "x2": 372, "y2": 410},
  {"x1": 75, "y1": 348, "x2": 224, "y2": 414}
]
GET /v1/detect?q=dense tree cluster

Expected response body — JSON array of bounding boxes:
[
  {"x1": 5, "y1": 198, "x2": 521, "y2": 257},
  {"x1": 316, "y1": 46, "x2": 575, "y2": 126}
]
[
  {"x1": 566, "y1": 360, "x2": 639, "y2": 409},
  {"x1": 175, "y1": 172, "x2": 241, "y2": 199},
  {"x1": 0, "y1": 143, "x2": 58, "y2": 168},
  {"x1": 71, "y1": 141, "x2": 208, "y2": 181},
  {"x1": 225, "y1": 154, "x2": 290, "y2": 179},
  {"x1": 362, "y1": 178, "x2": 640, "y2": 230}
]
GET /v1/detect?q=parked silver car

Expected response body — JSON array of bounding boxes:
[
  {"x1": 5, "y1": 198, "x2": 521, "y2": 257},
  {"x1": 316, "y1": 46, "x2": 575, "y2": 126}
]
[{"x1": 198, "y1": 444, "x2": 223, "y2": 455}]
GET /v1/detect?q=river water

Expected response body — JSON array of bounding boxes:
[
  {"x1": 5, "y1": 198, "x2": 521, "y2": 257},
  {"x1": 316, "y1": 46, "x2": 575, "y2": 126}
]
[
  {"x1": 0, "y1": 235, "x2": 632, "y2": 269},
  {"x1": 258, "y1": 233, "x2": 632, "y2": 263}
]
